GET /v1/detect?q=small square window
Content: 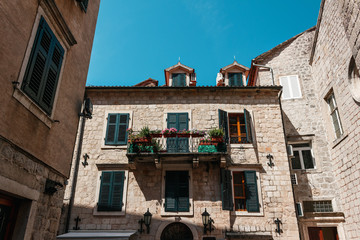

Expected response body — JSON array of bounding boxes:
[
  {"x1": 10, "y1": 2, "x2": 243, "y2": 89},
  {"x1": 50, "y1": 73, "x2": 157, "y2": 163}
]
[{"x1": 303, "y1": 200, "x2": 333, "y2": 213}]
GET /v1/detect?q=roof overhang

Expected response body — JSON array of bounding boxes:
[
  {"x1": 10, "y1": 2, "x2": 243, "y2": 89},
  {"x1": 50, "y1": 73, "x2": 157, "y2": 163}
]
[
  {"x1": 220, "y1": 60, "x2": 250, "y2": 72},
  {"x1": 57, "y1": 230, "x2": 137, "y2": 239}
]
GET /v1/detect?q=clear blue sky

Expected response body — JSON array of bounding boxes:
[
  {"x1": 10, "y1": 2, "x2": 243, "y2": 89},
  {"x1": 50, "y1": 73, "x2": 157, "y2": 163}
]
[{"x1": 86, "y1": 0, "x2": 321, "y2": 87}]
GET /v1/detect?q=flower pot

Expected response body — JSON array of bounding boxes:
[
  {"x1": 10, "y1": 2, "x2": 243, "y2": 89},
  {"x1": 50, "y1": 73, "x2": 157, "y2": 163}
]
[
  {"x1": 211, "y1": 137, "x2": 224, "y2": 142},
  {"x1": 163, "y1": 133, "x2": 177, "y2": 138},
  {"x1": 134, "y1": 137, "x2": 152, "y2": 143},
  {"x1": 177, "y1": 133, "x2": 190, "y2": 138},
  {"x1": 191, "y1": 133, "x2": 205, "y2": 138},
  {"x1": 150, "y1": 133, "x2": 162, "y2": 138}
]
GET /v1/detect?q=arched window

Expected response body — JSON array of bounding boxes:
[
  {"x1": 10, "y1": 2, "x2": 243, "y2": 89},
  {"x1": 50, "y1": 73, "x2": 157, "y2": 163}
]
[{"x1": 348, "y1": 57, "x2": 360, "y2": 102}]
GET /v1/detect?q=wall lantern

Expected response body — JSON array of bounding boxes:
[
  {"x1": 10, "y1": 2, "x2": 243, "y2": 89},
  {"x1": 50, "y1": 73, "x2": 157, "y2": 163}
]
[
  {"x1": 274, "y1": 218, "x2": 283, "y2": 235},
  {"x1": 44, "y1": 179, "x2": 63, "y2": 195},
  {"x1": 267, "y1": 154, "x2": 274, "y2": 168},
  {"x1": 138, "y1": 208, "x2": 152, "y2": 234},
  {"x1": 201, "y1": 208, "x2": 214, "y2": 234}
]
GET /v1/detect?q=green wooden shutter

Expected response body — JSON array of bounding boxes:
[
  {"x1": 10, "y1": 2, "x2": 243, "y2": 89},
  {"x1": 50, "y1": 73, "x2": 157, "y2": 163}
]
[
  {"x1": 22, "y1": 17, "x2": 64, "y2": 115},
  {"x1": 165, "y1": 171, "x2": 178, "y2": 212},
  {"x1": 172, "y1": 73, "x2": 186, "y2": 87},
  {"x1": 221, "y1": 169, "x2": 233, "y2": 210},
  {"x1": 244, "y1": 171, "x2": 259, "y2": 212},
  {"x1": 229, "y1": 73, "x2": 243, "y2": 87},
  {"x1": 98, "y1": 172, "x2": 112, "y2": 211},
  {"x1": 117, "y1": 114, "x2": 129, "y2": 144},
  {"x1": 177, "y1": 113, "x2": 189, "y2": 153},
  {"x1": 167, "y1": 113, "x2": 178, "y2": 153},
  {"x1": 177, "y1": 171, "x2": 190, "y2": 211},
  {"x1": 105, "y1": 114, "x2": 118, "y2": 145},
  {"x1": 111, "y1": 172, "x2": 125, "y2": 211},
  {"x1": 244, "y1": 109, "x2": 253, "y2": 143},
  {"x1": 218, "y1": 109, "x2": 229, "y2": 143}
]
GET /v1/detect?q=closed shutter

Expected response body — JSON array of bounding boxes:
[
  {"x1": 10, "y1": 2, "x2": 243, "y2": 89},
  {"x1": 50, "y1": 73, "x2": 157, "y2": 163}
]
[
  {"x1": 98, "y1": 171, "x2": 124, "y2": 211},
  {"x1": 165, "y1": 171, "x2": 189, "y2": 212},
  {"x1": 221, "y1": 169, "x2": 233, "y2": 210},
  {"x1": 244, "y1": 171, "x2": 259, "y2": 212},
  {"x1": 172, "y1": 73, "x2": 186, "y2": 87},
  {"x1": 105, "y1": 114, "x2": 129, "y2": 145},
  {"x1": 229, "y1": 73, "x2": 243, "y2": 86},
  {"x1": 244, "y1": 109, "x2": 253, "y2": 143},
  {"x1": 22, "y1": 17, "x2": 64, "y2": 115},
  {"x1": 167, "y1": 113, "x2": 189, "y2": 152},
  {"x1": 218, "y1": 109, "x2": 229, "y2": 143}
]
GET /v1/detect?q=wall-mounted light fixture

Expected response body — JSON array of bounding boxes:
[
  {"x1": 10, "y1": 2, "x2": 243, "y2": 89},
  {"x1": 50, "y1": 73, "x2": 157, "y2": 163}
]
[
  {"x1": 82, "y1": 153, "x2": 89, "y2": 167},
  {"x1": 138, "y1": 208, "x2": 152, "y2": 234},
  {"x1": 267, "y1": 154, "x2": 274, "y2": 168},
  {"x1": 44, "y1": 179, "x2": 63, "y2": 195},
  {"x1": 79, "y1": 98, "x2": 93, "y2": 119},
  {"x1": 201, "y1": 208, "x2": 214, "y2": 234},
  {"x1": 274, "y1": 218, "x2": 283, "y2": 235}
]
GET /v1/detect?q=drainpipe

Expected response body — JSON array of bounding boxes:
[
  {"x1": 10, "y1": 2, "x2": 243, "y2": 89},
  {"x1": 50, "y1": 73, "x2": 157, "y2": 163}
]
[
  {"x1": 252, "y1": 62, "x2": 275, "y2": 86},
  {"x1": 65, "y1": 107, "x2": 87, "y2": 232}
]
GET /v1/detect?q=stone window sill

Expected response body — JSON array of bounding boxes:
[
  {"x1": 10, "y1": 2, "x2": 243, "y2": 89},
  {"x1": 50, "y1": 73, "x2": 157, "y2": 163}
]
[
  {"x1": 230, "y1": 143, "x2": 254, "y2": 149},
  {"x1": 101, "y1": 145, "x2": 127, "y2": 150},
  {"x1": 160, "y1": 211, "x2": 194, "y2": 217},
  {"x1": 231, "y1": 211, "x2": 264, "y2": 217},
  {"x1": 12, "y1": 88, "x2": 53, "y2": 128},
  {"x1": 93, "y1": 208, "x2": 125, "y2": 216},
  {"x1": 332, "y1": 133, "x2": 348, "y2": 149}
]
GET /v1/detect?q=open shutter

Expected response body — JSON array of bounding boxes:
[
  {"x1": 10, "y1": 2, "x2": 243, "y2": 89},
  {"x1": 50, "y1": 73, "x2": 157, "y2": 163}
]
[
  {"x1": 177, "y1": 113, "x2": 189, "y2": 153},
  {"x1": 117, "y1": 114, "x2": 129, "y2": 144},
  {"x1": 177, "y1": 171, "x2": 190, "y2": 211},
  {"x1": 98, "y1": 172, "x2": 112, "y2": 211},
  {"x1": 244, "y1": 171, "x2": 259, "y2": 212},
  {"x1": 165, "y1": 171, "x2": 178, "y2": 212},
  {"x1": 218, "y1": 109, "x2": 229, "y2": 143},
  {"x1": 111, "y1": 172, "x2": 124, "y2": 211},
  {"x1": 105, "y1": 114, "x2": 118, "y2": 145},
  {"x1": 167, "y1": 113, "x2": 177, "y2": 153},
  {"x1": 221, "y1": 169, "x2": 233, "y2": 210},
  {"x1": 244, "y1": 109, "x2": 253, "y2": 143}
]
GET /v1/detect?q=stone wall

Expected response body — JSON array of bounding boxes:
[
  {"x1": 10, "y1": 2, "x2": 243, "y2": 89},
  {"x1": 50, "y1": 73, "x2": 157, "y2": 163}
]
[
  {"x1": 60, "y1": 88, "x2": 300, "y2": 240},
  {"x1": 311, "y1": 0, "x2": 360, "y2": 238}
]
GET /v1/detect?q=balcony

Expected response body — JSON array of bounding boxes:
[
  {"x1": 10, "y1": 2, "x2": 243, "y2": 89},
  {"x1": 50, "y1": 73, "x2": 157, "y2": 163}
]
[{"x1": 126, "y1": 131, "x2": 227, "y2": 168}]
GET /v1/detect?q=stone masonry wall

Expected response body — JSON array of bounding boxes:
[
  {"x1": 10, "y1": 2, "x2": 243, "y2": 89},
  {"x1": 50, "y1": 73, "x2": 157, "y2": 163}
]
[
  {"x1": 0, "y1": 137, "x2": 66, "y2": 240},
  {"x1": 60, "y1": 88, "x2": 300, "y2": 240},
  {"x1": 311, "y1": 0, "x2": 360, "y2": 238}
]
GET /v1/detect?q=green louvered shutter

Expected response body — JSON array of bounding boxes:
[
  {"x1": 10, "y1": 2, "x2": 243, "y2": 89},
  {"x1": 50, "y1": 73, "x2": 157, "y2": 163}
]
[
  {"x1": 167, "y1": 113, "x2": 178, "y2": 153},
  {"x1": 218, "y1": 109, "x2": 229, "y2": 143},
  {"x1": 244, "y1": 171, "x2": 259, "y2": 212},
  {"x1": 111, "y1": 172, "x2": 125, "y2": 211},
  {"x1": 117, "y1": 114, "x2": 129, "y2": 144},
  {"x1": 229, "y1": 73, "x2": 243, "y2": 87},
  {"x1": 244, "y1": 109, "x2": 253, "y2": 143},
  {"x1": 105, "y1": 114, "x2": 118, "y2": 145},
  {"x1": 98, "y1": 172, "x2": 112, "y2": 211},
  {"x1": 105, "y1": 114, "x2": 129, "y2": 145},
  {"x1": 221, "y1": 169, "x2": 233, "y2": 210},
  {"x1": 177, "y1": 171, "x2": 190, "y2": 211},
  {"x1": 22, "y1": 17, "x2": 64, "y2": 115},
  {"x1": 177, "y1": 113, "x2": 189, "y2": 153},
  {"x1": 172, "y1": 73, "x2": 186, "y2": 87},
  {"x1": 165, "y1": 171, "x2": 178, "y2": 212}
]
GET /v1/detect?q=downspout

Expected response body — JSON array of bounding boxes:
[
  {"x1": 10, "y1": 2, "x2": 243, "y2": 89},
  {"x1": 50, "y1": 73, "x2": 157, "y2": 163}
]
[
  {"x1": 252, "y1": 62, "x2": 275, "y2": 86},
  {"x1": 65, "y1": 107, "x2": 87, "y2": 233},
  {"x1": 277, "y1": 90, "x2": 302, "y2": 240}
]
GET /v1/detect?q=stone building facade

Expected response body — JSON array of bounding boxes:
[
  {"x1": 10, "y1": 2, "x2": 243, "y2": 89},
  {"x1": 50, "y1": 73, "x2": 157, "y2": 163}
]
[
  {"x1": 58, "y1": 63, "x2": 300, "y2": 239},
  {"x1": 253, "y1": 0, "x2": 360, "y2": 239},
  {"x1": 0, "y1": 0, "x2": 100, "y2": 239}
]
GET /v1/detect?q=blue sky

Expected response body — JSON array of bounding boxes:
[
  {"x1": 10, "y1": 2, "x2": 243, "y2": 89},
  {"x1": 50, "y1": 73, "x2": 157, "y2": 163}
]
[{"x1": 87, "y1": 0, "x2": 321, "y2": 87}]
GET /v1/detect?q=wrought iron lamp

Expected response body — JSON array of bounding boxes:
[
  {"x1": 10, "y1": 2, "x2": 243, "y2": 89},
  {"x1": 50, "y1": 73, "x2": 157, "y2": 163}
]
[
  {"x1": 274, "y1": 218, "x2": 283, "y2": 234},
  {"x1": 201, "y1": 208, "x2": 214, "y2": 234},
  {"x1": 138, "y1": 208, "x2": 152, "y2": 234},
  {"x1": 267, "y1": 154, "x2": 274, "y2": 167}
]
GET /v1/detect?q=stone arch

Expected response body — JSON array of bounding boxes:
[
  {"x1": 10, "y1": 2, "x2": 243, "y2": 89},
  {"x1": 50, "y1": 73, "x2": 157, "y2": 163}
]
[{"x1": 155, "y1": 221, "x2": 199, "y2": 240}]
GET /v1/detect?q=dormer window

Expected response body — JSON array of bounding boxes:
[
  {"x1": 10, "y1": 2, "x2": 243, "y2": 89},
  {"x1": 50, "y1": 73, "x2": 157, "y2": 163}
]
[
  {"x1": 228, "y1": 73, "x2": 243, "y2": 86},
  {"x1": 172, "y1": 73, "x2": 186, "y2": 87}
]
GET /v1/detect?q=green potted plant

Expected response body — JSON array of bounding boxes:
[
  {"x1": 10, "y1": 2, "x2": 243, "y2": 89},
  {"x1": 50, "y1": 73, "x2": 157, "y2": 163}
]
[
  {"x1": 208, "y1": 128, "x2": 224, "y2": 143},
  {"x1": 137, "y1": 126, "x2": 152, "y2": 143},
  {"x1": 150, "y1": 129, "x2": 162, "y2": 138},
  {"x1": 177, "y1": 129, "x2": 191, "y2": 138},
  {"x1": 162, "y1": 128, "x2": 177, "y2": 138},
  {"x1": 191, "y1": 129, "x2": 206, "y2": 137}
]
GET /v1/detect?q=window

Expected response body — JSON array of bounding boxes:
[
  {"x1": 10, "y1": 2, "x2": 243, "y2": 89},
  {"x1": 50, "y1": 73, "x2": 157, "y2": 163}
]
[
  {"x1": 219, "y1": 109, "x2": 252, "y2": 144},
  {"x1": 105, "y1": 113, "x2": 129, "y2": 145},
  {"x1": 303, "y1": 200, "x2": 333, "y2": 213},
  {"x1": 77, "y1": 0, "x2": 89, "y2": 12},
  {"x1": 221, "y1": 169, "x2": 260, "y2": 213},
  {"x1": 21, "y1": 17, "x2": 64, "y2": 115},
  {"x1": 279, "y1": 75, "x2": 302, "y2": 99},
  {"x1": 295, "y1": 202, "x2": 303, "y2": 217},
  {"x1": 291, "y1": 143, "x2": 315, "y2": 170},
  {"x1": 228, "y1": 73, "x2": 243, "y2": 86},
  {"x1": 167, "y1": 113, "x2": 189, "y2": 152},
  {"x1": 165, "y1": 171, "x2": 189, "y2": 212},
  {"x1": 97, "y1": 171, "x2": 125, "y2": 211},
  {"x1": 291, "y1": 174, "x2": 298, "y2": 185},
  {"x1": 172, "y1": 73, "x2": 186, "y2": 87},
  {"x1": 326, "y1": 93, "x2": 343, "y2": 139}
]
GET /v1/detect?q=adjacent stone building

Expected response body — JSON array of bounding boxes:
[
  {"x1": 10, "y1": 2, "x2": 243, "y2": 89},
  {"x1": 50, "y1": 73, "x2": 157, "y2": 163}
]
[
  {"x1": 58, "y1": 62, "x2": 300, "y2": 239},
  {"x1": 0, "y1": 0, "x2": 100, "y2": 239}
]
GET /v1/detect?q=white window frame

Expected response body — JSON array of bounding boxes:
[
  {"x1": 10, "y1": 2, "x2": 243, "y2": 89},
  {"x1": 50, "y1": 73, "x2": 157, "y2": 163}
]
[
  {"x1": 101, "y1": 110, "x2": 133, "y2": 149},
  {"x1": 160, "y1": 164, "x2": 194, "y2": 216},
  {"x1": 291, "y1": 143, "x2": 316, "y2": 170},
  {"x1": 279, "y1": 75, "x2": 302, "y2": 100},
  {"x1": 326, "y1": 93, "x2": 343, "y2": 139},
  {"x1": 291, "y1": 173, "x2": 298, "y2": 185},
  {"x1": 229, "y1": 168, "x2": 264, "y2": 216},
  {"x1": 93, "y1": 170, "x2": 129, "y2": 216}
]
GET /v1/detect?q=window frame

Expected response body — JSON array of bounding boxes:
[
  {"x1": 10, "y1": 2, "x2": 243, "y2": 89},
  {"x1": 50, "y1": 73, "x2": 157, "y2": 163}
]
[
  {"x1": 93, "y1": 170, "x2": 129, "y2": 216},
  {"x1": 279, "y1": 75, "x2": 302, "y2": 100},
  {"x1": 161, "y1": 165, "x2": 193, "y2": 216},
  {"x1": 326, "y1": 93, "x2": 344, "y2": 139},
  {"x1": 228, "y1": 72, "x2": 243, "y2": 87},
  {"x1": 290, "y1": 143, "x2": 316, "y2": 170},
  {"x1": 102, "y1": 111, "x2": 133, "y2": 149},
  {"x1": 171, "y1": 73, "x2": 187, "y2": 87}
]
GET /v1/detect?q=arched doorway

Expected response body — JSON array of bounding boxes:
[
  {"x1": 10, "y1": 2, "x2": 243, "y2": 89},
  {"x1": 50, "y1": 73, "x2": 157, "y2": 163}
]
[{"x1": 160, "y1": 222, "x2": 194, "y2": 240}]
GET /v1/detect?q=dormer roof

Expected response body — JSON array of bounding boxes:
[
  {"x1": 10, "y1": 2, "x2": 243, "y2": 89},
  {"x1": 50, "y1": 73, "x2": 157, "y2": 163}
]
[
  {"x1": 134, "y1": 78, "x2": 158, "y2": 87},
  {"x1": 165, "y1": 62, "x2": 195, "y2": 73},
  {"x1": 219, "y1": 60, "x2": 249, "y2": 73}
]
